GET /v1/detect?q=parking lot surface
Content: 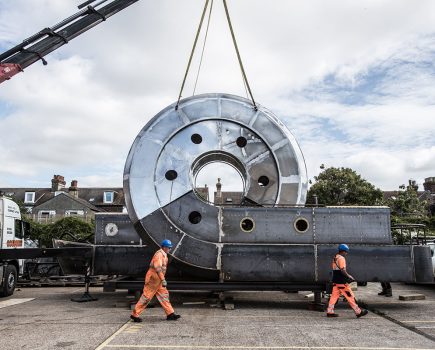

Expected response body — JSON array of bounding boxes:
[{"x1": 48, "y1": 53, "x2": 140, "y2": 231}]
[{"x1": 0, "y1": 282, "x2": 434, "y2": 350}]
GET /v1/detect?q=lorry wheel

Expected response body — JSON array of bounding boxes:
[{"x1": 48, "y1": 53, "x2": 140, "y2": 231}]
[{"x1": 0, "y1": 265, "x2": 17, "y2": 297}]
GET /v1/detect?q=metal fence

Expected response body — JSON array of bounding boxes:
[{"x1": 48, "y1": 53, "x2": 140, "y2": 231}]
[{"x1": 25, "y1": 214, "x2": 94, "y2": 224}]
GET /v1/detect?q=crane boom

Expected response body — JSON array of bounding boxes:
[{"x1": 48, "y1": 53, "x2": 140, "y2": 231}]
[{"x1": 0, "y1": 0, "x2": 140, "y2": 84}]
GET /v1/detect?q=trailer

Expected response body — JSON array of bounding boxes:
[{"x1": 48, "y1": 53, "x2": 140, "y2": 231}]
[
  {"x1": 0, "y1": 2, "x2": 433, "y2": 300},
  {"x1": 58, "y1": 93, "x2": 435, "y2": 296}
]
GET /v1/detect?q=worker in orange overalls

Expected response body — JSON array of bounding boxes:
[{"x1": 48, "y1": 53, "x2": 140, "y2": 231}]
[
  {"x1": 326, "y1": 244, "x2": 368, "y2": 318},
  {"x1": 130, "y1": 239, "x2": 180, "y2": 322}
]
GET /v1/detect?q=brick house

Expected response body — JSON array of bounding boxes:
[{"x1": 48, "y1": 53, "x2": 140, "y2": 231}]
[{"x1": 0, "y1": 175, "x2": 125, "y2": 222}]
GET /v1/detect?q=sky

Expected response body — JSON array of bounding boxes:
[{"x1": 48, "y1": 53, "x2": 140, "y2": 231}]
[{"x1": 0, "y1": 0, "x2": 434, "y2": 195}]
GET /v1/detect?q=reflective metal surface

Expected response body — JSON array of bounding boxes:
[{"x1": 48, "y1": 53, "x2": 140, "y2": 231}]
[
  {"x1": 123, "y1": 93, "x2": 433, "y2": 283},
  {"x1": 124, "y1": 93, "x2": 308, "y2": 224}
]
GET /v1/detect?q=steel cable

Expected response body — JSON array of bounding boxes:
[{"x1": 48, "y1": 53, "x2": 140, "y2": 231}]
[
  {"x1": 176, "y1": 0, "x2": 257, "y2": 111},
  {"x1": 222, "y1": 0, "x2": 257, "y2": 110},
  {"x1": 193, "y1": 0, "x2": 214, "y2": 95},
  {"x1": 176, "y1": 0, "x2": 210, "y2": 110}
]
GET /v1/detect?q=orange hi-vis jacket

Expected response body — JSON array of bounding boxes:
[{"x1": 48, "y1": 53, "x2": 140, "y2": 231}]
[
  {"x1": 332, "y1": 254, "x2": 346, "y2": 270},
  {"x1": 331, "y1": 254, "x2": 348, "y2": 284},
  {"x1": 148, "y1": 248, "x2": 168, "y2": 281},
  {"x1": 132, "y1": 248, "x2": 174, "y2": 317},
  {"x1": 327, "y1": 253, "x2": 361, "y2": 315}
]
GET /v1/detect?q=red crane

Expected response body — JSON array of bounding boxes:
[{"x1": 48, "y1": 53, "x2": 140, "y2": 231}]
[{"x1": 0, "y1": 0, "x2": 140, "y2": 84}]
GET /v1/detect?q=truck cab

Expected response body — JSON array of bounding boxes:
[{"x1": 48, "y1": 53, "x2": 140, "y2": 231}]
[{"x1": 0, "y1": 195, "x2": 27, "y2": 296}]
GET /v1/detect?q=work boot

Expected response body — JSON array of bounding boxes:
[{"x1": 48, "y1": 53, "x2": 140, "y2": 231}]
[
  {"x1": 378, "y1": 290, "x2": 387, "y2": 296},
  {"x1": 130, "y1": 315, "x2": 143, "y2": 323},
  {"x1": 166, "y1": 313, "x2": 181, "y2": 321},
  {"x1": 356, "y1": 309, "x2": 368, "y2": 318},
  {"x1": 326, "y1": 313, "x2": 339, "y2": 318}
]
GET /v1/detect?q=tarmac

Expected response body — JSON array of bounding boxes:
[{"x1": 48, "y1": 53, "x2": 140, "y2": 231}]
[{"x1": 0, "y1": 282, "x2": 434, "y2": 350}]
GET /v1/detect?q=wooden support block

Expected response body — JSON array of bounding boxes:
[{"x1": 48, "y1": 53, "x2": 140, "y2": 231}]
[
  {"x1": 398, "y1": 294, "x2": 425, "y2": 301},
  {"x1": 224, "y1": 301, "x2": 235, "y2": 310}
]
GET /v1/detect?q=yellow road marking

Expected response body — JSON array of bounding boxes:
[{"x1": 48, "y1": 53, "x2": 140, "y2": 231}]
[
  {"x1": 124, "y1": 324, "x2": 144, "y2": 334},
  {"x1": 155, "y1": 315, "x2": 379, "y2": 319},
  {"x1": 0, "y1": 298, "x2": 34, "y2": 309},
  {"x1": 94, "y1": 321, "x2": 131, "y2": 350},
  {"x1": 103, "y1": 346, "x2": 435, "y2": 350}
]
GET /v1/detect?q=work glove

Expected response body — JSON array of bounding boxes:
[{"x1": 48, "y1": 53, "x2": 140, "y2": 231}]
[{"x1": 162, "y1": 279, "x2": 167, "y2": 287}]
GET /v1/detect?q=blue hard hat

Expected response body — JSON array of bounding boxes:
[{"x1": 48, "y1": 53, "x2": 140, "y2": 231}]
[
  {"x1": 161, "y1": 239, "x2": 173, "y2": 248},
  {"x1": 338, "y1": 244, "x2": 349, "y2": 252}
]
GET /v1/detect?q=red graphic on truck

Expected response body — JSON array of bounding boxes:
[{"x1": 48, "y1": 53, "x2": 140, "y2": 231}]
[{"x1": 6, "y1": 240, "x2": 22, "y2": 248}]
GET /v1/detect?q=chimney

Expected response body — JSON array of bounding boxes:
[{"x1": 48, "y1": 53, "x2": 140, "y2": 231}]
[
  {"x1": 216, "y1": 178, "x2": 222, "y2": 199},
  {"x1": 69, "y1": 180, "x2": 78, "y2": 198},
  {"x1": 423, "y1": 177, "x2": 435, "y2": 193},
  {"x1": 51, "y1": 175, "x2": 66, "y2": 192},
  {"x1": 408, "y1": 179, "x2": 418, "y2": 192}
]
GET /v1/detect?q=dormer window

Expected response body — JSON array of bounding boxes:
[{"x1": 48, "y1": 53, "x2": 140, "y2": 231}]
[
  {"x1": 24, "y1": 192, "x2": 35, "y2": 203},
  {"x1": 104, "y1": 191, "x2": 114, "y2": 204}
]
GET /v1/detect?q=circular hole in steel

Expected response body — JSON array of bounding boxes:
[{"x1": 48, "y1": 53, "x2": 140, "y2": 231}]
[
  {"x1": 258, "y1": 176, "x2": 269, "y2": 187},
  {"x1": 193, "y1": 153, "x2": 246, "y2": 206},
  {"x1": 294, "y1": 217, "x2": 309, "y2": 233},
  {"x1": 188, "y1": 211, "x2": 202, "y2": 224},
  {"x1": 191, "y1": 134, "x2": 203, "y2": 144},
  {"x1": 236, "y1": 136, "x2": 247, "y2": 148},
  {"x1": 240, "y1": 217, "x2": 255, "y2": 233},
  {"x1": 165, "y1": 170, "x2": 178, "y2": 181}
]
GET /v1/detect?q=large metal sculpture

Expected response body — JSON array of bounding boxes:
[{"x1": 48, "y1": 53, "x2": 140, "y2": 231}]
[{"x1": 123, "y1": 93, "x2": 433, "y2": 284}]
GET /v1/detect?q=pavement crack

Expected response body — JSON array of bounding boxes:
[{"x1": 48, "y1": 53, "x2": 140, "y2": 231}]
[{"x1": 359, "y1": 301, "x2": 435, "y2": 343}]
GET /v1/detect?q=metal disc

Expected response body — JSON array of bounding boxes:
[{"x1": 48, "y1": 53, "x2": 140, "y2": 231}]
[{"x1": 124, "y1": 93, "x2": 307, "y2": 271}]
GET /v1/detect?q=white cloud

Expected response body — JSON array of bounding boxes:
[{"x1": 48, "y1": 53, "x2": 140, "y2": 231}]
[{"x1": 0, "y1": 0, "x2": 435, "y2": 193}]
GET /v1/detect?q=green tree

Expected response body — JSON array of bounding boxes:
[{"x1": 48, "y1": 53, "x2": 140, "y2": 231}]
[
  {"x1": 14, "y1": 199, "x2": 30, "y2": 217},
  {"x1": 28, "y1": 217, "x2": 95, "y2": 247},
  {"x1": 307, "y1": 166, "x2": 383, "y2": 206},
  {"x1": 386, "y1": 184, "x2": 428, "y2": 220},
  {"x1": 386, "y1": 182, "x2": 431, "y2": 243}
]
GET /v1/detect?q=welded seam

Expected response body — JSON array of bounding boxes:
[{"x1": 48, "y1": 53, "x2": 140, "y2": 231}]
[
  {"x1": 177, "y1": 107, "x2": 191, "y2": 125},
  {"x1": 170, "y1": 233, "x2": 186, "y2": 256},
  {"x1": 248, "y1": 109, "x2": 260, "y2": 127}
]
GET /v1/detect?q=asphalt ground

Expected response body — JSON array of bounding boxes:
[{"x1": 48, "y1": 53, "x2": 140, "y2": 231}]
[{"x1": 0, "y1": 282, "x2": 434, "y2": 350}]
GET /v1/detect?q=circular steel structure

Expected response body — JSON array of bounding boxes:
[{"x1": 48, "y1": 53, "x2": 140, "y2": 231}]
[{"x1": 124, "y1": 93, "x2": 307, "y2": 272}]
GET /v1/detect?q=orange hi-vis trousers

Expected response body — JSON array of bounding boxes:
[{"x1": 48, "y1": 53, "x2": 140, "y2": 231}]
[
  {"x1": 327, "y1": 283, "x2": 362, "y2": 315},
  {"x1": 131, "y1": 269, "x2": 174, "y2": 317}
]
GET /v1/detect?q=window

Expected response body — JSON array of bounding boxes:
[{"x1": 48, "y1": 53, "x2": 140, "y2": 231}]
[
  {"x1": 38, "y1": 210, "x2": 56, "y2": 219},
  {"x1": 65, "y1": 210, "x2": 84, "y2": 217},
  {"x1": 104, "y1": 191, "x2": 114, "y2": 204},
  {"x1": 24, "y1": 192, "x2": 35, "y2": 203},
  {"x1": 14, "y1": 219, "x2": 24, "y2": 239}
]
